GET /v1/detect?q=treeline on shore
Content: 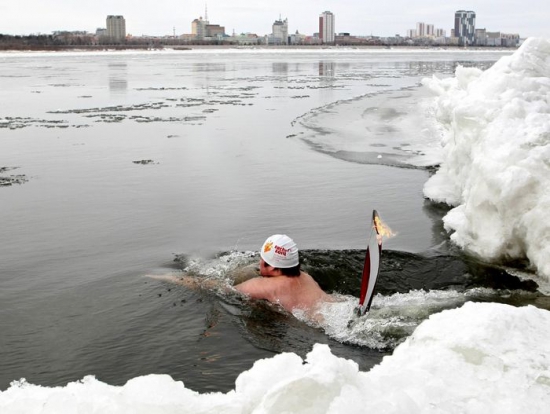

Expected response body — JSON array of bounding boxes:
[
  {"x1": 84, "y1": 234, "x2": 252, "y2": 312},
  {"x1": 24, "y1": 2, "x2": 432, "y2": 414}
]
[
  {"x1": 0, "y1": 34, "x2": 166, "y2": 50},
  {"x1": 0, "y1": 33, "x2": 517, "y2": 51},
  {"x1": 0, "y1": 33, "x2": 253, "y2": 51}
]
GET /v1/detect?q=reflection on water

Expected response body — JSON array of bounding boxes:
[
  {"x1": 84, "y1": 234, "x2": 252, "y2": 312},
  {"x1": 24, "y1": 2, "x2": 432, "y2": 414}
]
[
  {"x1": 318, "y1": 61, "x2": 336, "y2": 77},
  {"x1": 108, "y1": 62, "x2": 127, "y2": 93},
  {"x1": 192, "y1": 63, "x2": 226, "y2": 73},
  {"x1": 192, "y1": 63, "x2": 226, "y2": 88},
  {"x1": 272, "y1": 62, "x2": 288, "y2": 74}
]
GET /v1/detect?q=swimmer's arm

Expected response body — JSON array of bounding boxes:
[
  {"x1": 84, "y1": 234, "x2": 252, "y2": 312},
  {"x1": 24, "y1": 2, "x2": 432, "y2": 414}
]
[{"x1": 146, "y1": 274, "x2": 229, "y2": 291}]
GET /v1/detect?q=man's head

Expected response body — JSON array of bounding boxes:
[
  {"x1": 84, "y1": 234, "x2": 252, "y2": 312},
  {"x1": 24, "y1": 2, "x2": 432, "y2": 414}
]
[{"x1": 260, "y1": 234, "x2": 300, "y2": 277}]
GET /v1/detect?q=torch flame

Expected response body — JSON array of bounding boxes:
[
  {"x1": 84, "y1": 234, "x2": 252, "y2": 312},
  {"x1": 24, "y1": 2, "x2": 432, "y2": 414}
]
[{"x1": 374, "y1": 215, "x2": 395, "y2": 239}]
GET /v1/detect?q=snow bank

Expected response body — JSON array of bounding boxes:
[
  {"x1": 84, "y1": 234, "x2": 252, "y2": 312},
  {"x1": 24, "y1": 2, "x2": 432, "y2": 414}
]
[
  {"x1": 2, "y1": 302, "x2": 549, "y2": 413},
  {"x1": 422, "y1": 37, "x2": 550, "y2": 280}
]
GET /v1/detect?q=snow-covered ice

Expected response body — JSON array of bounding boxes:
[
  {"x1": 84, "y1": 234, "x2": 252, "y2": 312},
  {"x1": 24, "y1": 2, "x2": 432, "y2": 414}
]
[
  {"x1": 2, "y1": 302, "x2": 549, "y2": 413},
  {"x1": 422, "y1": 38, "x2": 550, "y2": 281}
]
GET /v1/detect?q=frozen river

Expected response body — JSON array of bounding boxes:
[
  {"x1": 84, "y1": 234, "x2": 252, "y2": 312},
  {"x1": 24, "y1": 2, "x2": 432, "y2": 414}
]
[{"x1": 4, "y1": 46, "x2": 548, "y2": 412}]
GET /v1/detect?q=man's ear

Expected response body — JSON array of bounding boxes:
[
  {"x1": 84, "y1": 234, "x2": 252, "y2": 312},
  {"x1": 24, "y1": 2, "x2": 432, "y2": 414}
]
[{"x1": 270, "y1": 267, "x2": 284, "y2": 276}]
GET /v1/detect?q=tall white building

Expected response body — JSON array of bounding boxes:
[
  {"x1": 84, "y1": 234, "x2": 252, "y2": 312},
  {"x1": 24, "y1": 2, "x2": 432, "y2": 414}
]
[
  {"x1": 409, "y1": 22, "x2": 441, "y2": 38},
  {"x1": 454, "y1": 10, "x2": 476, "y2": 45},
  {"x1": 106, "y1": 15, "x2": 126, "y2": 41},
  {"x1": 426, "y1": 24, "x2": 435, "y2": 36},
  {"x1": 271, "y1": 18, "x2": 288, "y2": 44},
  {"x1": 416, "y1": 22, "x2": 426, "y2": 37},
  {"x1": 319, "y1": 11, "x2": 335, "y2": 44},
  {"x1": 192, "y1": 16, "x2": 208, "y2": 40}
]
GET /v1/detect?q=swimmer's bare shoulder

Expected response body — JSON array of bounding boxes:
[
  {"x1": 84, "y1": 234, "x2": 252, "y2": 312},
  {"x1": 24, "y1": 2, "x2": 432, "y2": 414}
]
[{"x1": 233, "y1": 276, "x2": 277, "y2": 301}]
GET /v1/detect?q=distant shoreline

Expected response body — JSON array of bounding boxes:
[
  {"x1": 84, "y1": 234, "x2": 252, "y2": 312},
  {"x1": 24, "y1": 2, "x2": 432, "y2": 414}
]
[{"x1": 0, "y1": 44, "x2": 517, "y2": 52}]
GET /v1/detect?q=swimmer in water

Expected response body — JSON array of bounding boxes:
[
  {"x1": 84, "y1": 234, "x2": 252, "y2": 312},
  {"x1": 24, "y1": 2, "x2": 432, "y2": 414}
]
[
  {"x1": 234, "y1": 235, "x2": 330, "y2": 315},
  {"x1": 148, "y1": 235, "x2": 331, "y2": 317}
]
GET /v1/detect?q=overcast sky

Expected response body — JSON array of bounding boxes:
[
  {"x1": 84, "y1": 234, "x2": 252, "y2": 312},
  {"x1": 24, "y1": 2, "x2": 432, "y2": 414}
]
[{"x1": 1, "y1": 1, "x2": 548, "y2": 38}]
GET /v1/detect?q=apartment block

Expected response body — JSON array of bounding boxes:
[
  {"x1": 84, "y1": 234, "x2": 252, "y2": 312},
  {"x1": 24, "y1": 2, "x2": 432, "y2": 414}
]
[
  {"x1": 106, "y1": 15, "x2": 126, "y2": 41},
  {"x1": 319, "y1": 11, "x2": 335, "y2": 44},
  {"x1": 454, "y1": 10, "x2": 476, "y2": 45}
]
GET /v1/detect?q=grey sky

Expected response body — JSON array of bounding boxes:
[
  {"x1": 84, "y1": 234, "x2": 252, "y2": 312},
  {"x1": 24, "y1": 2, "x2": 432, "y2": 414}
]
[{"x1": 1, "y1": 0, "x2": 548, "y2": 39}]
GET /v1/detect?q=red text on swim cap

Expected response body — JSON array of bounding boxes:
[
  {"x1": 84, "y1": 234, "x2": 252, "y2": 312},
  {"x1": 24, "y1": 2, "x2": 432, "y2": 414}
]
[{"x1": 274, "y1": 245, "x2": 288, "y2": 256}]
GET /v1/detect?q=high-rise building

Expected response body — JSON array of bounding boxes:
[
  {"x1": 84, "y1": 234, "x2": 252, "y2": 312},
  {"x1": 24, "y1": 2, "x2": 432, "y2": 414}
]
[
  {"x1": 416, "y1": 22, "x2": 426, "y2": 37},
  {"x1": 192, "y1": 17, "x2": 207, "y2": 39},
  {"x1": 426, "y1": 24, "x2": 435, "y2": 36},
  {"x1": 106, "y1": 15, "x2": 126, "y2": 41},
  {"x1": 409, "y1": 22, "x2": 442, "y2": 38},
  {"x1": 454, "y1": 10, "x2": 476, "y2": 45},
  {"x1": 192, "y1": 5, "x2": 225, "y2": 41},
  {"x1": 271, "y1": 18, "x2": 289, "y2": 44},
  {"x1": 319, "y1": 11, "x2": 335, "y2": 44}
]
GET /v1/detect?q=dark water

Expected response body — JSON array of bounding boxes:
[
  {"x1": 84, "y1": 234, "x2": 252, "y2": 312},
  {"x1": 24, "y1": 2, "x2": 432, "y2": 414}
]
[{"x1": 3, "y1": 48, "x2": 537, "y2": 392}]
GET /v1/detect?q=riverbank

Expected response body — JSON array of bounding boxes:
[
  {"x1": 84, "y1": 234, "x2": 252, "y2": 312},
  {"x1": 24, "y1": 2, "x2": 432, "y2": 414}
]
[{"x1": 0, "y1": 43, "x2": 519, "y2": 52}]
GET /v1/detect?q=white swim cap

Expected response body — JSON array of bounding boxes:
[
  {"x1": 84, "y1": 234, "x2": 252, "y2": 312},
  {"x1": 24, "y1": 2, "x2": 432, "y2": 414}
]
[{"x1": 260, "y1": 234, "x2": 299, "y2": 268}]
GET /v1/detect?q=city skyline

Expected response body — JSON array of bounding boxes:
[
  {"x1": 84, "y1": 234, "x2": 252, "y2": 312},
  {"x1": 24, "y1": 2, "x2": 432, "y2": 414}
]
[{"x1": 1, "y1": 1, "x2": 548, "y2": 39}]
